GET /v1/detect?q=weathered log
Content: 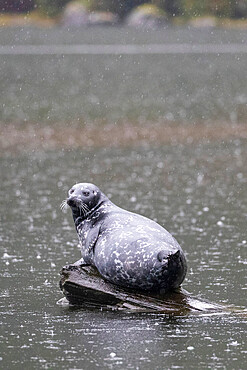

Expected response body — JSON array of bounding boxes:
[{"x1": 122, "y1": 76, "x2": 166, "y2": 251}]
[{"x1": 59, "y1": 261, "x2": 223, "y2": 314}]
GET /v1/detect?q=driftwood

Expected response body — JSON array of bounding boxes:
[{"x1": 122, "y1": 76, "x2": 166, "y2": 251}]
[{"x1": 59, "y1": 260, "x2": 224, "y2": 314}]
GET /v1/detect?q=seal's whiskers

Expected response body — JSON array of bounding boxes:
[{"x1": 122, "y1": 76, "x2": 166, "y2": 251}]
[
  {"x1": 78, "y1": 201, "x2": 90, "y2": 216},
  {"x1": 79, "y1": 205, "x2": 86, "y2": 217},
  {"x1": 60, "y1": 199, "x2": 68, "y2": 211}
]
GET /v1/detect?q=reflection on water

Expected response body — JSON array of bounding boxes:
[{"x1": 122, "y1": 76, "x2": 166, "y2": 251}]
[{"x1": 0, "y1": 140, "x2": 246, "y2": 368}]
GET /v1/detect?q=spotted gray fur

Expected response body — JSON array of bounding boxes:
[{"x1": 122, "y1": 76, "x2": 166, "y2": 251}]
[{"x1": 65, "y1": 183, "x2": 187, "y2": 293}]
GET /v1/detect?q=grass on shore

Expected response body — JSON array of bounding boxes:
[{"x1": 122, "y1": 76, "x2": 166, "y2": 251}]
[{"x1": 0, "y1": 11, "x2": 58, "y2": 27}]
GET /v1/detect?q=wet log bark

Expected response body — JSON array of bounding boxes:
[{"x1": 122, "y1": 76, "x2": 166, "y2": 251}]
[{"x1": 59, "y1": 260, "x2": 223, "y2": 314}]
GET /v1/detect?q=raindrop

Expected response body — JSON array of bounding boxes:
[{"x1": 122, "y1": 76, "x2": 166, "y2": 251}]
[{"x1": 217, "y1": 221, "x2": 224, "y2": 227}]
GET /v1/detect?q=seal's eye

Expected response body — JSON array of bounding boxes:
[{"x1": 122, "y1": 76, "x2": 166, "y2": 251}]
[
  {"x1": 70, "y1": 189, "x2": 75, "y2": 194},
  {"x1": 82, "y1": 191, "x2": 90, "y2": 197}
]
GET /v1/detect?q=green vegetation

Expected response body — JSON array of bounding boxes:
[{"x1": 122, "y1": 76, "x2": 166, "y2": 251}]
[
  {"x1": 180, "y1": 0, "x2": 242, "y2": 18},
  {"x1": 35, "y1": 0, "x2": 70, "y2": 17},
  {"x1": 1, "y1": 0, "x2": 247, "y2": 19}
]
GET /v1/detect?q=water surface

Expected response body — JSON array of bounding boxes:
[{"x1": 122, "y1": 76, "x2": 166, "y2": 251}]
[
  {"x1": 1, "y1": 141, "x2": 246, "y2": 368},
  {"x1": 1, "y1": 26, "x2": 247, "y2": 124},
  {"x1": 1, "y1": 23, "x2": 247, "y2": 369}
]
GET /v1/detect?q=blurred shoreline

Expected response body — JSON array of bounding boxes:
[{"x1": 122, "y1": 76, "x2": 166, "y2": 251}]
[
  {"x1": 1, "y1": 121, "x2": 247, "y2": 155},
  {"x1": 1, "y1": 15, "x2": 247, "y2": 156}
]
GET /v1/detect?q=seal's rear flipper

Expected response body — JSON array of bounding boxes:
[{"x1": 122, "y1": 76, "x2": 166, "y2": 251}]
[
  {"x1": 168, "y1": 250, "x2": 180, "y2": 262},
  {"x1": 157, "y1": 250, "x2": 181, "y2": 267}
]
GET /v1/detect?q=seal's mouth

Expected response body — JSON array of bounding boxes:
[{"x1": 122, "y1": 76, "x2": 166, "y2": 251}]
[
  {"x1": 66, "y1": 197, "x2": 90, "y2": 217},
  {"x1": 67, "y1": 197, "x2": 78, "y2": 208},
  {"x1": 60, "y1": 198, "x2": 80, "y2": 213}
]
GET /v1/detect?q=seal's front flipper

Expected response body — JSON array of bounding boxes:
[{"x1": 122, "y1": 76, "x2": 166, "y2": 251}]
[
  {"x1": 72, "y1": 257, "x2": 89, "y2": 267},
  {"x1": 61, "y1": 258, "x2": 90, "y2": 272},
  {"x1": 85, "y1": 225, "x2": 101, "y2": 254}
]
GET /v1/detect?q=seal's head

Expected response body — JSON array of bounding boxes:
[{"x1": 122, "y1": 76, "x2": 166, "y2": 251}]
[{"x1": 66, "y1": 183, "x2": 106, "y2": 221}]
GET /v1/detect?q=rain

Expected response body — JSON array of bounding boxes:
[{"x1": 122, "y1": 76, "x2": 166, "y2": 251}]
[{"x1": 0, "y1": 1, "x2": 247, "y2": 369}]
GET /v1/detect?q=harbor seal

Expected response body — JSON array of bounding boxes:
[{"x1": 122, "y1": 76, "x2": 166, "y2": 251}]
[{"x1": 63, "y1": 183, "x2": 187, "y2": 293}]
